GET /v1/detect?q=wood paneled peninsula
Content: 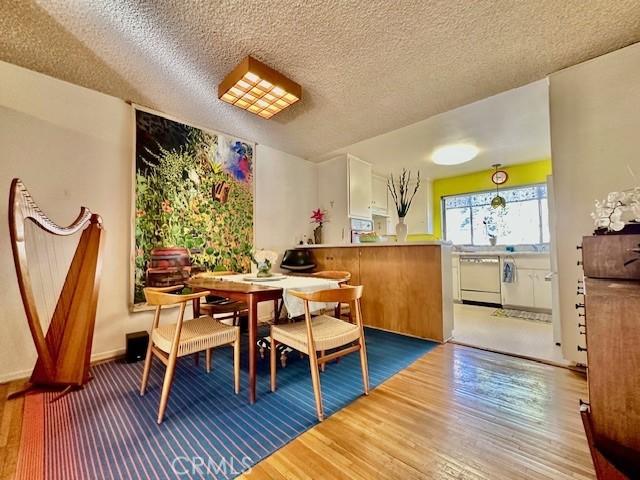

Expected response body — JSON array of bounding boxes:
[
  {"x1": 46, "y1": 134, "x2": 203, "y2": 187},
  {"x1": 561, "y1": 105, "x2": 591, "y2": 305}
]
[{"x1": 299, "y1": 242, "x2": 453, "y2": 342}]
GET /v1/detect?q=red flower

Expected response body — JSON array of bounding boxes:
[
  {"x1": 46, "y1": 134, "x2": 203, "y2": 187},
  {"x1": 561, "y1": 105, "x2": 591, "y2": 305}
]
[{"x1": 310, "y1": 208, "x2": 326, "y2": 224}]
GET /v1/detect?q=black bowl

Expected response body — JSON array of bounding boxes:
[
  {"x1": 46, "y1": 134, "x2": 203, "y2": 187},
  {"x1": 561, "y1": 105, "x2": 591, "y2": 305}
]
[{"x1": 280, "y1": 249, "x2": 315, "y2": 271}]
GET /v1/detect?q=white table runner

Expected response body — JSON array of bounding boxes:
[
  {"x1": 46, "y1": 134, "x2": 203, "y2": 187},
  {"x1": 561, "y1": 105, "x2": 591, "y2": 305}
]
[{"x1": 214, "y1": 274, "x2": 339, "y2": 318}]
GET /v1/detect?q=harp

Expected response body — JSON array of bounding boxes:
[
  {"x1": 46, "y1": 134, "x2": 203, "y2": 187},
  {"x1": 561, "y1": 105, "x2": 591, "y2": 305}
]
[{"x1": 8, "y1": 179, "x2": 104, "y2": 398}]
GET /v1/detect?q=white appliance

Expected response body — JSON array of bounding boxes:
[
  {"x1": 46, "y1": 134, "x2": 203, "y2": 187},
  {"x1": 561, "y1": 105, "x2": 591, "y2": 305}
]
[
  {"x1": 350, "y1": 218, "x2": 374, "y2": 243},
  {"x1": 459, "y1": 256, "x2": 501, "y2": 304}
]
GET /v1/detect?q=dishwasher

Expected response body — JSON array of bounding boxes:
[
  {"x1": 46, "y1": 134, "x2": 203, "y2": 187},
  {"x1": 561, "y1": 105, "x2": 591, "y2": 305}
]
[{"x1": 459, "y1": 256, "x2": 502, "y2": 305}]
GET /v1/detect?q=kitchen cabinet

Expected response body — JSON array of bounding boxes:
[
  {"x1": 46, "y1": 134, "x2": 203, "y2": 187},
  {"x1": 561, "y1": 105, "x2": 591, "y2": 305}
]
[
  {"x1": 500, "y1": 255, "x2": 552, "y2": 310},
  {"x1": 371, "y1": 174, "x2": 388, "y2": 215},
  {"x1": 305, "y1": 243, "x2": 453, "y2": 342},
  {"x1": 348, "y1": 156, "x2": 372, "y2": 219},
  {"x1": 308, "y1": 247, "x2": 361, "y2": 284},
  {"x1": 317, "y1": 154, "x2": 372, "y2": 244},
  {"x1": 532, "y1": 271, "x2": 552, "y2": 309}
]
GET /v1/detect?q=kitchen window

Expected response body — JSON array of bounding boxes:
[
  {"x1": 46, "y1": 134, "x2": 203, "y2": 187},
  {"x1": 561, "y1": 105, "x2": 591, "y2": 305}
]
[{"x1": 443, "y1": 184, "x2": 549, "y2": 245}]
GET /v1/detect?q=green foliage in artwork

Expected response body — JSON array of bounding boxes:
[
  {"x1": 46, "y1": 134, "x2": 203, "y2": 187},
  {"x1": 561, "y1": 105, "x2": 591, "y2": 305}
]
[{"x1": 134, "y1": 130, "x2": 253, "y2": 303}]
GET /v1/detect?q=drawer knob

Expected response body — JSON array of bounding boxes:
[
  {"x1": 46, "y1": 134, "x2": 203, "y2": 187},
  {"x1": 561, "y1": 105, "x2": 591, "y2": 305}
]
[
  {"x1": 578, "y1": 323, "x2": 586, "y2": 328},
  {"x1": 576, "y1": 245, "x2": 583, "y2": 250},
  {"x1": 577, "y1": 260, "x2": 583, "y2": 266},
  {"x1": 579, "y1": 398, "x2": 590, "y2": 407},
  {"x1": 575, "y1": 303, "x2": 585, "y2": 309},
  {"x1": 577, "y1": 345, "x2": 587, "y2": 352}
]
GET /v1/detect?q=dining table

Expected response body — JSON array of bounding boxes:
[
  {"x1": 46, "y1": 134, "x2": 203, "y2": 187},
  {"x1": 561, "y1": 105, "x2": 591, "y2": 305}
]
[{"x1": 187, "y1": 274, "x2": 339, "y2": 404}]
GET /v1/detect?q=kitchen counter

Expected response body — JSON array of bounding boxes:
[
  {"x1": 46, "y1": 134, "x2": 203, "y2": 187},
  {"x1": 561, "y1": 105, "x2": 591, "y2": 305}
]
[
  {"x1": 296, "y1": 241, "x2": 450, "y2": 248},
  {"x1": 453, "y1": 251, "x2": 549, "y2": 257},
  {"x1": 298, "y1": 243, "x2": 453, "y2": 342}
]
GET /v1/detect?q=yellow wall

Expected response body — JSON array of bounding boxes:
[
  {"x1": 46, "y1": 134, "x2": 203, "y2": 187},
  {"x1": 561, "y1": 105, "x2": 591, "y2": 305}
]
[{"x1": 408, "y1": 158, "x2": 552, "y2": 241}]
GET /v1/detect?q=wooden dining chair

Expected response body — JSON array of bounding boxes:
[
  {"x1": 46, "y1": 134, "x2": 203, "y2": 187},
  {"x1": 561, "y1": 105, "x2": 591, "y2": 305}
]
[
  {"x1": 197, "y1": 271, "x2": 248, "y2": 326},
  {"x1": 269, "y1": 285, "x2": 369, "y2": 421},
  {"x1": 309, "y1": 271, "x2": 353, "y2": 371},
  {"x1": 140, "y1": 285, "x2": 240, "y2": 424},
  {"x1": 310, "y1": 270, "x2": 351, "y2": 319}
]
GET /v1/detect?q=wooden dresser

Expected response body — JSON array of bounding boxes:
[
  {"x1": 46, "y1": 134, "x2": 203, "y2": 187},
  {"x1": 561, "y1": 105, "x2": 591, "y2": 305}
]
[{"x1": 579, "y1": 234, "x2": 640, "y2": 479}]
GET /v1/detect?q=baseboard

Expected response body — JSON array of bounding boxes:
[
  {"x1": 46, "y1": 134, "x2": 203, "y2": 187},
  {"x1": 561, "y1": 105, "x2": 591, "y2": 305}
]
[
  {"x1": 0, "y1": 347, "x2": 127, "y2": 384},
  {"x1": 364, "y1": 325, "x2": 444, "y2": 344}
]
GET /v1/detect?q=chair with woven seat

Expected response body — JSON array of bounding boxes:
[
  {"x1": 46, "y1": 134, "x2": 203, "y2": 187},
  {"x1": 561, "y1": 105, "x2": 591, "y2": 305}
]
[
  {"x1": 310, "y1": 270, "x2": 351, "y2": 320},
  {"x1": 269, "y1": 285, "x2": 369, "y2": 421},
  {"x1": 140, "y1": 285, "x2": 240, "y2": 424},
  {"x1": 197, "y1": 271, "x2": 248, "y2": 326}
]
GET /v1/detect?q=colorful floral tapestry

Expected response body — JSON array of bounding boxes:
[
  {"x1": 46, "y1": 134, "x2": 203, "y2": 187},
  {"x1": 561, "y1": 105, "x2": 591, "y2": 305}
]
[{"x1": 132, "y1": 108, "x2": 254, "y2": 307}]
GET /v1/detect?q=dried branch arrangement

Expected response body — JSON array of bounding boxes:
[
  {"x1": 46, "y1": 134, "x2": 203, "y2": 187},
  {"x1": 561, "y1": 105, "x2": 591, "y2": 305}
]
[{"x1": 387, "y1": 169, "x2": 421, "y2": 218}]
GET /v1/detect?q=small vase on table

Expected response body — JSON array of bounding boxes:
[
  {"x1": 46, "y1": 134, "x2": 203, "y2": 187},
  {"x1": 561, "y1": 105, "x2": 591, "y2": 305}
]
[{"x1": 396, "y1": 217, "x2": 408, "y2": 242}]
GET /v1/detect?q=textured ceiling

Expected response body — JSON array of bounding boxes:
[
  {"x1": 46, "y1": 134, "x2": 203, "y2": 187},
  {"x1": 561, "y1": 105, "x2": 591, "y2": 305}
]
[
  {"x1": 2, "y1": 0, "x2": 640, "y2": 159},
  {"x1": 328, "y1": 79, "x2": 550, "y2": 178}
]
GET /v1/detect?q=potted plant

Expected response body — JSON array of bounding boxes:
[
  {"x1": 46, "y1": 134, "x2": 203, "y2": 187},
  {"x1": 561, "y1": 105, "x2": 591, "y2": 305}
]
[
  {"x1": 387, "y1": 169, "x2": 421, "y2": 242},
  {"x1": 591, "y1": 188, "x2": 640, "y2": 234},
  {"x1": 252, "y1": 249, "x2": 278, "y2": 277},
  {"x1": 310, "y1": 208, "x2": 327, "y2": 244}
]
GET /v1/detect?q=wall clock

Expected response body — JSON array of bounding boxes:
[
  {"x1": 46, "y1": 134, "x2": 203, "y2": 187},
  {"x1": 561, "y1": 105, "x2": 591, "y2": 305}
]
[{"x1": 491, "y1": 169, "x2": 508, "y2": 185}]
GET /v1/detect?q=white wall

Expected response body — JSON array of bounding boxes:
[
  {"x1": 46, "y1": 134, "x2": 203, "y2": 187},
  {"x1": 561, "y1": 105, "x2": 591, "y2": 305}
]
[
  {"x1": 549, "y1": 42, "x2": 640, "y2": 363},
  {"x1": 0, "y1": 61, "x2": 316, "y2": 381},
  {"x1": 254, "y1": 145, "x2": 317, "y2": 258}
]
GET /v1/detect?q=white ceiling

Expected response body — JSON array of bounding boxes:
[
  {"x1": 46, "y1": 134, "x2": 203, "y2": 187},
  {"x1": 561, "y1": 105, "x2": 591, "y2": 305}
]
[
  {"x1": 323, "y1": 79, "x2": 551, "y2": 178},
  {"x1": 2, "y1": 1, "x2": 640, "y2": 159}
]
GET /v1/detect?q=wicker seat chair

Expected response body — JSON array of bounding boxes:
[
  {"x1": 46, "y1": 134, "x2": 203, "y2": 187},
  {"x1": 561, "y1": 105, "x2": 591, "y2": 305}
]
[
  {"x1": 140, "y1": 285, "x2": 240, "y2": 424},
  {"x1": 269, "y1": 285, "x2": 369, "y2": 421},
  {"x1": 197, "y1": 271, "x2": 248, "y2": 326}
]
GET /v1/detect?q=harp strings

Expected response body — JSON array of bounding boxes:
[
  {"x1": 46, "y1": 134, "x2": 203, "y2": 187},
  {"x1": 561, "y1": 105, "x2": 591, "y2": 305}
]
[{"x1": 23, "y1": 219, "x2": 79, "y2": 336}]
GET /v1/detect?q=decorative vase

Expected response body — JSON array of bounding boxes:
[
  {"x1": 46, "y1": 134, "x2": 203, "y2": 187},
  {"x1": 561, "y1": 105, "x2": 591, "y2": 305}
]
[
  {"x1": 489, "y1": 236, "x2": 497, "y2": 246},
  {"x1": 396, "y1": 217, "x2": 408, "y2": 242},
  {"x1": 313, "y1": 224, "x2": 323, "y2": 244}
]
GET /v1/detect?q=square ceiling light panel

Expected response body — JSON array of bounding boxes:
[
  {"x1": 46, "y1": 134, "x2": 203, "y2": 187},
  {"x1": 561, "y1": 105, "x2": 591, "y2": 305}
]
[{"x1": 218, "y1": 56, "x2": 302, "y2": 119}]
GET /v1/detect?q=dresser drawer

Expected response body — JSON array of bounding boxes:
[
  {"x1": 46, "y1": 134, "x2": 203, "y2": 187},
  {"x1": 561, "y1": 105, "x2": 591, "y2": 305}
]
[{"x1": 582, "y1": 234, "x2": 640, "y2": 280}]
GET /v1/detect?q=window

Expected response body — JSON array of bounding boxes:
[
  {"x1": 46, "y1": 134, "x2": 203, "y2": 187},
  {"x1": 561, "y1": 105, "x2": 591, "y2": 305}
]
[{"x1": 443, "y1": 184, "x2": 549, "y2": 245}]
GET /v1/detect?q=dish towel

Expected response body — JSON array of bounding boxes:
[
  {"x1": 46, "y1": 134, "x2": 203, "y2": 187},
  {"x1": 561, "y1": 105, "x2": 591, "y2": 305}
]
[{"x1": 503, "y1": 259, "x2": 516, "y2": 283}]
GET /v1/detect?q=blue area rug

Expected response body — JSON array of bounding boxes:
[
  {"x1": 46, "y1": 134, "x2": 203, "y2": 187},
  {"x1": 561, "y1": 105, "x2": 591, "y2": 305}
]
[{"x1": 28, "y1": 327, "x2": 436, "y2": 479}]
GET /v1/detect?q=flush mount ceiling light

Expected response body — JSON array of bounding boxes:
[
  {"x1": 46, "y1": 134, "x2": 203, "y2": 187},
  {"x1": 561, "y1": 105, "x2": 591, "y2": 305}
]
[
  {"x1": 218, "y1": 56, "x2": 301, "y2": 119},
  {"x1": 431, "y1": 144, "x2": 479, "y2": 165}
]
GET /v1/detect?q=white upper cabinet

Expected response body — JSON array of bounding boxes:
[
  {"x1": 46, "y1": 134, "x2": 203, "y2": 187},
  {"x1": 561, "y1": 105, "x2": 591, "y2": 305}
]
[
  {"x1": 371, "y1": 174, "x2": 388, "y2": 215},
  {"x1": 317, "y1": 154, "x2": 373, "y2": 244},
  {"x1": 348, "y1": 155, "x2": 372, "y2": 220}
]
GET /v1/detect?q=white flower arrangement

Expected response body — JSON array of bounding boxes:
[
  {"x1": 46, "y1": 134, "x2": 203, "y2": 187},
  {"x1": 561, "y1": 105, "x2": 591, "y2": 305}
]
[
  {"x1": 591, "y1": 187, "x2": 640, "y2": 232},
  {"x1": 253, "y1": 249, "x2": 278, "y2": 265},
  {"x1": 252, "y1": 249, "x2": 279, "y2": 277}
]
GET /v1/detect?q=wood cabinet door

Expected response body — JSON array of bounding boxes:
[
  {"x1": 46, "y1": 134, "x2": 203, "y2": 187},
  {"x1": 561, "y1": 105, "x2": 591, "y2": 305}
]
[
  {"x1": 585, "y1": 278, "x2": 640, "y2": 456},
  {"x1": 310, "y1": 248, "x2": 360, "y2": 284},
  {"x1": 348, "y1": 156, "x2": 372, "y2": 220},
  {"x1": 358, "y1": 246, "x2": 443, "y2": 341}
]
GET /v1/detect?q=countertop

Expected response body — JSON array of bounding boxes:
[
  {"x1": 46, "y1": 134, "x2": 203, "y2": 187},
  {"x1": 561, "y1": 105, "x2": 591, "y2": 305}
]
[
  {"x1": 295, "y1": 241, "x2": 450, "y2": 248},
  {"x1": 452, "y1": 251, "x2": 550, "y2": 256}
]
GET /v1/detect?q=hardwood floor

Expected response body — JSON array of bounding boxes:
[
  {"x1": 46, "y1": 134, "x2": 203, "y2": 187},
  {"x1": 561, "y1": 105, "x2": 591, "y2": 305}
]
[
  {"x1": 0, "y1": 344, "x2": 594, "y2": 480},
  {"x1": 0, "y1": 383, "x2": 23, "y2": 480},
  {"x1": 244, "y1": 344, "x2": 594, "y2": 480}
]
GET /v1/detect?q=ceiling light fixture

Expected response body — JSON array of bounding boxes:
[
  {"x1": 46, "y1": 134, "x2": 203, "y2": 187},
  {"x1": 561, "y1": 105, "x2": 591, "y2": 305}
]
[
  {"x1": 431, "y1": 144, "x2": 479, "y2": 165},
  {"x1": 218, "y1": 56, "x2": 301, "y2": 119}
]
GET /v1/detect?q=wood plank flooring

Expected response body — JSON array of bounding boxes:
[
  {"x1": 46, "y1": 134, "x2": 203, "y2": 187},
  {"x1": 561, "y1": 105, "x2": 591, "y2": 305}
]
[
  {"x1": 244, "y1": 344, "x2": 594, "y2": 480},
  {"x1": 0, "y1": 344, "x2": 594, "y2": 480}
]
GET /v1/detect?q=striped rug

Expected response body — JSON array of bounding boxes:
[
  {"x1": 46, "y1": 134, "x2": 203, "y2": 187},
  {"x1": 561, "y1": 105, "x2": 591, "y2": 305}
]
[{"x1": 15, "y1": 327, "x2": 436, "y2": 480}]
